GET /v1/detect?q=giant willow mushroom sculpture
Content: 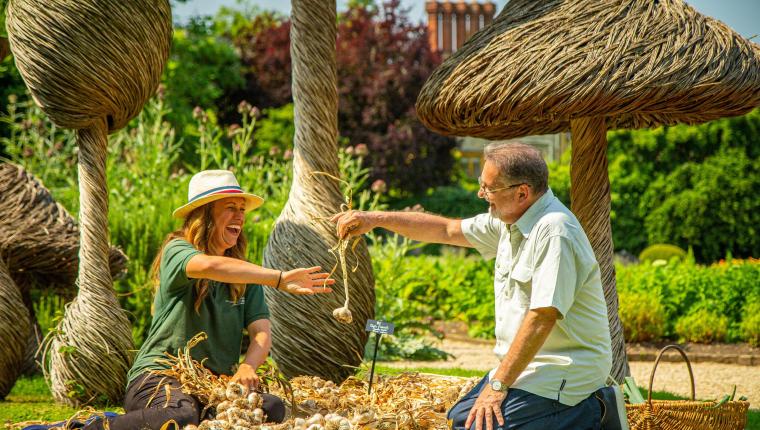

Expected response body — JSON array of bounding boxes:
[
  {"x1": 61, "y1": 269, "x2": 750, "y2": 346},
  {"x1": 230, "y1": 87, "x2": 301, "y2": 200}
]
[
  {"x1": 0, "y1": 259, "x2": 30, "y2": 400},
  {"x1": 0, "y1": 163, "x2": 128, "y2": 378},
  {"x1": 415, "y1": 0, "x2": 760, "y2": 381},
  {"x1": 6, "y1": 0, "x2": 172, "y2": 405},
  {"x1": 262, "y1": 0, "x2": 375, "y2": 381}
]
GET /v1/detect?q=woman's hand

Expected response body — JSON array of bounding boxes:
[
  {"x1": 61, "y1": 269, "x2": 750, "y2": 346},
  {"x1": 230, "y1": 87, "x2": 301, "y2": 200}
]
[
  {"x1": 231, "y1": 363, "x2": 260, "y2": 391},
  {"x1": 279, "y1": 266, "x2": 335, "y2": 295}
]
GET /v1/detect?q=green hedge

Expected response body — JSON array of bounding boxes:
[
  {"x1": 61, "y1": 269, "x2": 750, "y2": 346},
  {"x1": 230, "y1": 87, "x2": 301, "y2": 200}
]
[{"x1": 617, "y1": 258, "x2": 760, "y2": 343}]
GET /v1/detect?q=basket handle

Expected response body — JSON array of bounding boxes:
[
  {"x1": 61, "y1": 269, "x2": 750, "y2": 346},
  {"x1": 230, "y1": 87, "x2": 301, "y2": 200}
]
[{"x1": 647, "y1": 344, "x2": 696, "y2": 404}]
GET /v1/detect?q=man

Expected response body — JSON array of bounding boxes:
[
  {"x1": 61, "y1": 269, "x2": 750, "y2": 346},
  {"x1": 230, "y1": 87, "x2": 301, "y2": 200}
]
[{"x1": 332, "y1": 143, "x2": 612, "y2": 429}]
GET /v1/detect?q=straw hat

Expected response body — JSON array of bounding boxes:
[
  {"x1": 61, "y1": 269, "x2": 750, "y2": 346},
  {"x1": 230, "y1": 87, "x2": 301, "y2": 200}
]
[{"x1": 173, "y1": 170, "x2": 264, "y2": 219}]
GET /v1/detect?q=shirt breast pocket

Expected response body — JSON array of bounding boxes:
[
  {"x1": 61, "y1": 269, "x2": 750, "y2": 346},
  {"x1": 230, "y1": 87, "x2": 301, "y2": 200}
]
[{"x1": 510, "y1": 264, "x2": 533, "y2": 306}]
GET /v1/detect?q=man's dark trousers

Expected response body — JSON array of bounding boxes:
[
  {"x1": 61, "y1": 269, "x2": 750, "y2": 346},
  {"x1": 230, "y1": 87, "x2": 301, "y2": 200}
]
[{"x1": 447, "y1": 374, "x2": 601, "y2": 430}]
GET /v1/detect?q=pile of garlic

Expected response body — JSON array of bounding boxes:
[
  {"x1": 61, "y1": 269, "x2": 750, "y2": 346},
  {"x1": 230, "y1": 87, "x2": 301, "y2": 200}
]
[
  {"x1": 291, "y1": 413, "x2": 351, "y2": 430},
  {"x1": 184, "y1": 382, "x2": 267, "y2": 430},
  {"x1": 179, "y1": 373, "x2": 477, "y2": 430}
]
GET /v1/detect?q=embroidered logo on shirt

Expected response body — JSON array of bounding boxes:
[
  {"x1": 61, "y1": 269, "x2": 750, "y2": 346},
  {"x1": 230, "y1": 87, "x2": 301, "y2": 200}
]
[{"x1": 226, "y1": 298, "x2": 245, "y2": 306}]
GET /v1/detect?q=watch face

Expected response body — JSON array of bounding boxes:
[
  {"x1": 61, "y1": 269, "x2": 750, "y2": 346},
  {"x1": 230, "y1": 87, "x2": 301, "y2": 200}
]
[{"x1": 490, "y1": 380, "x2": 504, "y2": 391}]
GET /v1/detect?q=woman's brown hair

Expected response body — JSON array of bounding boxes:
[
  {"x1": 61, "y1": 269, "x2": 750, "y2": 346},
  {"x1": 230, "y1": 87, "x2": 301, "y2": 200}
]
[{"x1": 150, "y1": 202, "x2": 248, "y2": 313}]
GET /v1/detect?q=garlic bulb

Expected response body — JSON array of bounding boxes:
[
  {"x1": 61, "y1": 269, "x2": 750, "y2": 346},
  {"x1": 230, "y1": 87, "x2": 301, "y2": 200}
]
[{"x1": 332, "y1": 306, "x2": 353, "y2": 324}]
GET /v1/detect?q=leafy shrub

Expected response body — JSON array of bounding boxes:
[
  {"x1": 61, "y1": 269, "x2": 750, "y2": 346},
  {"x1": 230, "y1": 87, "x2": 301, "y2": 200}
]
[
  {"x1": 638, "y1": 244, "x2": 686, "y2": 263},
  {"x1": 370, "y1": 236, "x2": 494, "y2": 338},
  {"x1": 365, "y1": 334, "x2": 452, "y2": 361},
  {"x1": 253, "y1": 104, "x2": 294, "y2": 155},
  {"x1": 740, "y1": 301, "x2": 760, "y2": 346},
  {"x1": 617, "y1": 258, "x2": 760, "y2": 342},
  {"x1": 642, "y1": 148, "x2": 760, "y2": 262},
  {"x1": 618, "y1": 290, "x2": 667, "y2": 342},
  {"x1": 162, "y1": 26, "x2": 245, "y2": 131},
  {"x1": 387, "y1": 183, "x2": 486, "y2": 220},
  {"x1": 674, "y1": 309, "x2": 728, "y2": 343}
]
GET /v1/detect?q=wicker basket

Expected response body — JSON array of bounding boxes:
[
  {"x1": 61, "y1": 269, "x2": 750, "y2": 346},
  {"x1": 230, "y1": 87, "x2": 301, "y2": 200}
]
[{"x1": 625, "y1": 345, "x2": 750, "y2": 430}]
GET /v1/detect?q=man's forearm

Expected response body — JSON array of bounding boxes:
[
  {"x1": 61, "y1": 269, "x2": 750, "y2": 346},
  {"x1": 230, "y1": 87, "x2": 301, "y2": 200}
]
[
  {"x1": 368, "y1": 211, "x2": 471, "y2": 247},
  {"x1": 492, "y1": 308, "x2": 559, "y2": 386}
]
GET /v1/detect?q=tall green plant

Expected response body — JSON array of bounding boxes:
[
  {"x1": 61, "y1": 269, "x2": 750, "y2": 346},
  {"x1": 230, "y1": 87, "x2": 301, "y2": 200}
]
[
  {"x1": 0, "y1": 98, "x2": 78, "y2": 205},
  {"x1": 369, "y1": 237, "x2": 495, "y2": 338}
]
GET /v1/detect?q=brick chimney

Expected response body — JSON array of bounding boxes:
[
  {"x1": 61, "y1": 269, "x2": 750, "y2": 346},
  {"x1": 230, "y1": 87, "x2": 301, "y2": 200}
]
[{"x1": 426, "y1": 0, "x2": 497, "y2": 55}]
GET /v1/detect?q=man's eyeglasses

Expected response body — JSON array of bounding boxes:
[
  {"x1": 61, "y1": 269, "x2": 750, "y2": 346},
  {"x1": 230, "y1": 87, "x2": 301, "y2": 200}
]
[{"x1": 478, "y1": 177, "x2": 525, "y2": 197}]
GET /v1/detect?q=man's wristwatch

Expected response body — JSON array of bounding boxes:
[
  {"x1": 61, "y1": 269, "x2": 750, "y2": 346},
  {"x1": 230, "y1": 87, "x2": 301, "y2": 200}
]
[{"x1": 489, "y1": 379, "x2": 508, "y2": 392}]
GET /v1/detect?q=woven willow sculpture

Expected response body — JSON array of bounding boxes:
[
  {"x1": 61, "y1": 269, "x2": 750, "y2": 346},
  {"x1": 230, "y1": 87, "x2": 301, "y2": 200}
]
[
  {"x1": 262, "y1": 0, "x2": 375, "y2": 381},
  {"x1": 0, "y1": 260, "x2": 30, "y2": 400},
  {"x1": 0, "y1": 163, "x2": 128, "y2": 292},
  {"x1": 416, "y1": 0, "x2": 760, "y2": 382},
  {"x1": 6, "y1": 0, "x2": 172, "y2": 405},
  {"x1": 0, "y1": 163, "x2": 128, "y2": 376}
]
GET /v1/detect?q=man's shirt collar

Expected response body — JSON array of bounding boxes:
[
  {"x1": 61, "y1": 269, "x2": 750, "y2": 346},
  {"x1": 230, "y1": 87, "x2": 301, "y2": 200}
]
[{"x1": 512, "y1": 188, "x2": 555, "y2": 237}]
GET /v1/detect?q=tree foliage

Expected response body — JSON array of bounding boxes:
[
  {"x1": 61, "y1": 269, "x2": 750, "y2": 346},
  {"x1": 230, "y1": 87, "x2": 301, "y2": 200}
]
[
  {"x1": 230, "y1": 14, "x2": 292, "y2": 110},
  {"x1": 162, "y1": 23, "x2": 246, "y2": 130},
  {"x1": 642, "y1": 148, "x2": 759, "y2": 262},
  {"x1": 607, "y1": 109, "x2": 760, "y2": 260},
  {"x1": 547, "y1": 109, "x2": 760, "y2": 262},
  {"x1": 231, "y1": 1, "x2": 457, "y2": 193}
]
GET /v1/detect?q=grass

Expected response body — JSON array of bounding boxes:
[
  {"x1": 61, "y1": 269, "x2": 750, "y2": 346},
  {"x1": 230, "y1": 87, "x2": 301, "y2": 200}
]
[
  {"x1": 1, "y1": 377, "x2": 124, "y2": 428},
  {"x1": 2, "y1": 371, "x2": 758, "y2": 429}
]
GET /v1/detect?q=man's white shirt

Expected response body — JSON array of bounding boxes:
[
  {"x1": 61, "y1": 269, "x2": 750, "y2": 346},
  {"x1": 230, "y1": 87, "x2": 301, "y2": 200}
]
[{"x1": 461, "y1": 188, "x2": 613, "y2": 406}]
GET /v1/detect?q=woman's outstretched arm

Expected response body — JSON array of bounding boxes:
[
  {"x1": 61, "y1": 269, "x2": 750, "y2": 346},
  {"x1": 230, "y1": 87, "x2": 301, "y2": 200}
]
[{"x1": 186, "y1": 255, "x2": 334, "y2": 295}]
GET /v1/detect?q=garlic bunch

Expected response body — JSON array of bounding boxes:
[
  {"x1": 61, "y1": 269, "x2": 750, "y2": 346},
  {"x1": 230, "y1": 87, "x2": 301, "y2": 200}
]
[{"x1": 185, "y1": 382, "x2": 267, "y2": 430}]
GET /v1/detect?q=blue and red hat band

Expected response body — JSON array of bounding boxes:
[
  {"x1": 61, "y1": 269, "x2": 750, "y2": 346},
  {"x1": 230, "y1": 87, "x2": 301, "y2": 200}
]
[{"x1": 188, "y1": 185, "x2": 243, "y2": 203}]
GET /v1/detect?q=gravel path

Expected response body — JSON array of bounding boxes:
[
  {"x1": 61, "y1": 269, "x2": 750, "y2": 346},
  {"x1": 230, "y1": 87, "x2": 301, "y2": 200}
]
[{"x1": 380, "y1": 339, "x2": 760, "y2": 407}]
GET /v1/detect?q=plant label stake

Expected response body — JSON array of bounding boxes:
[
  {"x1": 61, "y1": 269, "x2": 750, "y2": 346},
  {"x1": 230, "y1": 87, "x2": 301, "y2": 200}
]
[{"x1": 365, "y1": 319, "x2": 394, "y2": 395}]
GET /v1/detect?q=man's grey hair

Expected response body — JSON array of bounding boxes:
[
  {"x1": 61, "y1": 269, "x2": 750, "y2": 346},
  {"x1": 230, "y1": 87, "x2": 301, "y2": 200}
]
[{"x1": 483, "y1": 142, "x2": 549, "y2": 193}]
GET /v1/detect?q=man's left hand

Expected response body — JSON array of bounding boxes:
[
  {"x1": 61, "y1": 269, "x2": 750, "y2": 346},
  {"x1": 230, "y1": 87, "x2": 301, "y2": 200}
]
[
  {"x1": 465, "y1": 385, "x2": 507, "y2": 430},
  {"x1": 231, "y1": 363, "x2": 260, "y2": 391}
]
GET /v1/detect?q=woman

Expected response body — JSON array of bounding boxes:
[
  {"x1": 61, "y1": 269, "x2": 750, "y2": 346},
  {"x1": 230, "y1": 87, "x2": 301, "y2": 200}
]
[{"x1": 86, "y1": 170, "x2": 334, "y2": 430}]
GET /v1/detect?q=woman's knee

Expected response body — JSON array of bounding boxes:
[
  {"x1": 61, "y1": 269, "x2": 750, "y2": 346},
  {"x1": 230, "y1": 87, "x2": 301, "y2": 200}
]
[
  {"x1": 261, "y1": 393, "x2": 286, "y2": 423},
  {"x1": 171, "y1": 400, "x2": 201, "y2": 426}
]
